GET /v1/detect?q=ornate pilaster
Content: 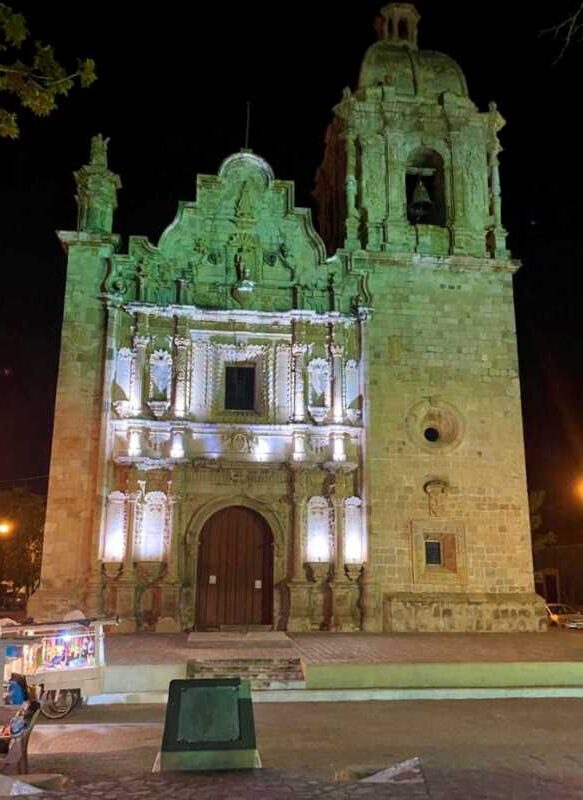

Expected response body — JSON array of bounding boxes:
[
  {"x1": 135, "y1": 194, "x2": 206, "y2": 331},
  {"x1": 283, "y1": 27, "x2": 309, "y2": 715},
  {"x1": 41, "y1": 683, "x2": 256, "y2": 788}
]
[
  {"x1": 158, "y1": 488, "x2": 181, "y2": 632},
  {"x1": 173, "y1": 336, "x2": 190, "y2": 418},
  {"x1": 287, "y1": 468, "x2": 315, "y2": 631},
  {"x1": 343, "y1": 130, "x2": 361, "y2": 250},
  {"x1": 130, "y1": 335, "x2": 149, "y2": 415},
  {"x1": 330, "y1": 473, "x2": 361, "y2": 631},
  {"x1": 291, "y1": 343, "x2": 308, "y2": 422},
  {"x1": 330, "y1": 344, "x2": 344, "y2": 423}
]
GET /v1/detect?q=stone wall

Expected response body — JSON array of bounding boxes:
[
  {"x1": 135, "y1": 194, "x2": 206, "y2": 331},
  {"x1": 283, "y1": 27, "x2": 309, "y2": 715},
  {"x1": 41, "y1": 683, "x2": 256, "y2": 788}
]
[
  {"x1": 361, "y1": 253, "x2": 540, "y2": 630},
  {"x1": 384, "y1": 592, "x2": 547, "y2": 633},
  {"x1": 28, "y1": 235, "x2": 113, "y2": 620}
]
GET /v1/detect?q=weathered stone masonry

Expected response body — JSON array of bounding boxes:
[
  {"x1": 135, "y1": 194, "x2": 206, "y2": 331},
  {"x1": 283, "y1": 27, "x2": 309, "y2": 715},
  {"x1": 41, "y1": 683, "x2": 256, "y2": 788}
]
[{"x1": 30, "y1": 3, "x2": 545, "y2": 632}]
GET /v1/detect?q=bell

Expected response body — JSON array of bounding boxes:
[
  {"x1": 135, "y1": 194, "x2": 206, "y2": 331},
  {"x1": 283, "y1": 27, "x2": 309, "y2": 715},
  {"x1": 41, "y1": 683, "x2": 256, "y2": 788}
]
[{"x1": 409, "y1": 178, "x2": 433, "y2": 223}]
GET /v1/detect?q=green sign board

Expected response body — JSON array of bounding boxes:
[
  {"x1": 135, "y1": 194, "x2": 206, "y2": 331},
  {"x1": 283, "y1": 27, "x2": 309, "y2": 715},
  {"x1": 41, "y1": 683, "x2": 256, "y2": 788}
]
[{"x1": 158, "y1": 678, "x2": 261, "y2": 771}]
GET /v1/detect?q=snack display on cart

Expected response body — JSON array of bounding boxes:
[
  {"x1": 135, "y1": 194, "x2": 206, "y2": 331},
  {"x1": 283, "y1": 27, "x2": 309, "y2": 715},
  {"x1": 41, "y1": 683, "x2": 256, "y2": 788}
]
[{"x1": 0, "y1": 618, "x2": 116, "y2": 719}]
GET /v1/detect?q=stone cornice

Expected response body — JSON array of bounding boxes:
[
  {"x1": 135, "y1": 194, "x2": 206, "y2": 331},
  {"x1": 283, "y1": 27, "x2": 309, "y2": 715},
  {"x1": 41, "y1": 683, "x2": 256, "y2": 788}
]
[
  {"x1": 341, "y1": 250, "x2": 520, "y2": 275},
  {"x1": 57, "y1": 230, "x2": 121, "y2": 254},
  {"x1": 110, "y1": 420, "x2": 363, "y2": 437},
  {"x1": 120, "y1": 303, "x2": 359, "y2": 327}
]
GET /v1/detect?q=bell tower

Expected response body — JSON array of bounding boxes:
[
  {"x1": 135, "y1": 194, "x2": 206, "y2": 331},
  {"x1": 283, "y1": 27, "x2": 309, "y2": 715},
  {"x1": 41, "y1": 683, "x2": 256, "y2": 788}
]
[
  {"x1": 314, "y1": 6, "x2": 544, "y2": 633},
  {"x1": 315, "y1": 2, "x2": 508, "y2": 260}
]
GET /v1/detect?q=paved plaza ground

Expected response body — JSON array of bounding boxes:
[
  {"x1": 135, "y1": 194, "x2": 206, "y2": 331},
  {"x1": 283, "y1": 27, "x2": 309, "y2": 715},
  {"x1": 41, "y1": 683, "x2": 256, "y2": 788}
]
[
  {"x1": 106, "y1": 629, "x2": 583, "y2": 665},
  {"x1": 22, "y1": 698, "x2": 583, "y2": 797}
]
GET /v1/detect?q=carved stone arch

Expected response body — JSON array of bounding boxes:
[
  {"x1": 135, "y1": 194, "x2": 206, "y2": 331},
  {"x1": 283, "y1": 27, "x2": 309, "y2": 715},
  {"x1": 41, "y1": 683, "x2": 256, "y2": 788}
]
[
  {"x1": 405, "y1": 146, "x2": 448, "y2": 227},
  {"x1": 184, "y1": 493, "x2": 287, "y2": 586}
]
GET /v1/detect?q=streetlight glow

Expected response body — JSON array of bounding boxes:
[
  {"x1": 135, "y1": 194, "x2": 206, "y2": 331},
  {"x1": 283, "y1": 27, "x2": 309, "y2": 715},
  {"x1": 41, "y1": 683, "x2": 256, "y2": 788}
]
[{"x1": 0, "y1": 521, "x2": 13, "y2": 536}]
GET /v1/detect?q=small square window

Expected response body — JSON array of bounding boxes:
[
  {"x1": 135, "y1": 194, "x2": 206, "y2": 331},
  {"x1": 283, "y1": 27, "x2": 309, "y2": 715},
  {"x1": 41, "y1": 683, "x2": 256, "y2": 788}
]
[
  {"x1": 225, "y1": 365, "x2": 255, "y2": 411},
  {"x1": 425, "y1": 540, "x2": 442, "y2": 566}
]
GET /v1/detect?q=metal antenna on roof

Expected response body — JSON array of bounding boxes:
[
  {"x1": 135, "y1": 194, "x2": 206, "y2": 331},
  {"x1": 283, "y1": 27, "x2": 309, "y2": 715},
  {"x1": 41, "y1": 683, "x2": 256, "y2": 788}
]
[{"x1": 244, "y1": 100, "x2": 251, "y2": 150}]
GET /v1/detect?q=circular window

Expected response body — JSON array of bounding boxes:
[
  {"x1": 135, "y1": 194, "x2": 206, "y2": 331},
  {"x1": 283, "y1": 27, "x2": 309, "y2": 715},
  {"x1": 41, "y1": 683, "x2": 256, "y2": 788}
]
[
  {"x1": 424, "y1": 427, "x2": 440, "y2": 443},
  {"x1": 406, "y1": 399, "x2": 465, "y2": 453}
]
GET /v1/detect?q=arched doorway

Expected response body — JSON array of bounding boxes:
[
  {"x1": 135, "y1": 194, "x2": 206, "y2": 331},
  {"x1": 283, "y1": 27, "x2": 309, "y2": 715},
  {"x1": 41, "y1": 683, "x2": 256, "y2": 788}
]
[{"x1": 195, "y1": 506, "x2": 274, "y2": 629}]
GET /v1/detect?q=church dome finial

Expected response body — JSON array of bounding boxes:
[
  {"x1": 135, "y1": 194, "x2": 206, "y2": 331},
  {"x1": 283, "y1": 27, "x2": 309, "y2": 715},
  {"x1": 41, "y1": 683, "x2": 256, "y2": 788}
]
[{"x1": 375, "y1": 3, "x2": 421, "y2": 50}]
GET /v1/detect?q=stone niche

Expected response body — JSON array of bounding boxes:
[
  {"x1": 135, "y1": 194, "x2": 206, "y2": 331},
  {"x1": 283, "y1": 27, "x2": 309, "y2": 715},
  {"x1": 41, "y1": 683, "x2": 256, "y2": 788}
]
[{"x1": 383, "y1": 592, "x2": 548, "y2": 633}]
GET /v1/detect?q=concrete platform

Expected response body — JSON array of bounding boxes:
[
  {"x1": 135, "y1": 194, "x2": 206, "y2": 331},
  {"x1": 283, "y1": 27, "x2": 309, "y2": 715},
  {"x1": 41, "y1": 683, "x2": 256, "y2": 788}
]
[{"x1": 99, "y1": 630, "x2": 583, "y2": 696}]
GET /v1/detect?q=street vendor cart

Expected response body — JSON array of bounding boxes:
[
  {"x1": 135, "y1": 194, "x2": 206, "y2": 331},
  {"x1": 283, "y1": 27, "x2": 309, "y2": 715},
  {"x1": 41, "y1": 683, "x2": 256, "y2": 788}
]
[{"x1": 0, "y1": 617, "x2": 116, "y2": 718}]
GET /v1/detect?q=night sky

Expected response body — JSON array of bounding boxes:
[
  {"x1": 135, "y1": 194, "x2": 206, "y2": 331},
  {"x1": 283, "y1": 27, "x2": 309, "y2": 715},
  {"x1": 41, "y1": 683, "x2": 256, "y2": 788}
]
[{"x1": 1, "y1": 1, "x2": 582, "y2": 533}]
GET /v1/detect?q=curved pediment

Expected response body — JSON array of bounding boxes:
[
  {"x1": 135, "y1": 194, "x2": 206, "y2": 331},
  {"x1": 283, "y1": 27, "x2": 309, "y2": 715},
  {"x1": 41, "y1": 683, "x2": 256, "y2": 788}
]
[{"x1": 104, "y1": 150, "x2": 368, "y2": 314}]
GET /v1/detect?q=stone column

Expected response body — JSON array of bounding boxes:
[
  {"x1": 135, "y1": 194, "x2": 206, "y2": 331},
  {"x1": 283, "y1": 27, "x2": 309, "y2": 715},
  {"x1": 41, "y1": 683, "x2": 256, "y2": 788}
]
[
  {"x1": 131, "y1": 335, "x2": 149, "y2": 415},
  {"x1": 330, "y1": 475, "x2": 360, "y2": 631},
  {"x1": 490, "y1": 157, "x2": 502, "y2": 226},
  {"x1": 113, "y1": 488, "x2": 140, "y2": 632},
  {"x1": 330, "y1": 344, "x2": 344, "y2": 423},
  {"x1": 291, "y1": 474, "x2": 306, "y2": 582},
  {"x1": 158, "y1": 489, "x2": 181, "y2": 632},
  {"x1": 287, "y1": 469, "x2": 311, "y2": 632},
  {"x1": 344, "y1": 131, "x2": 360, "y2": 250},
  {"x1": 488, "y1": 156, "x2": 509, "y2": 258},
  {"x1": 166, "y1": 491, "x2": 180, "y2": 582},
  {"x1": 173, "y1": 336, "x2": 190, "y2": 418},
  {"x1": 291, "y1": 343, "x2": 308, "y2": 422},
  {"x1": 333, "y1": 492, "x2": 345, "y2": 580}
]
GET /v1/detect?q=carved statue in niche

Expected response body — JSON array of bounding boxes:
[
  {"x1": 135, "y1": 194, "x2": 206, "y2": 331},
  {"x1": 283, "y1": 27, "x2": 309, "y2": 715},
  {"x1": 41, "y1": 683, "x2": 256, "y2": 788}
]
[
  {"x1": 149, "y1": 351, "x2": 172, "y2": 401},
  {"x1": 234, "y1": 252, "x2": 251, "y2": 283},
  {"x1": 234, "y1": 181, "x2": 255, "y2": 221},
  {"x1": 307, "y1": 358, "x2": 330, "y2": 424}
]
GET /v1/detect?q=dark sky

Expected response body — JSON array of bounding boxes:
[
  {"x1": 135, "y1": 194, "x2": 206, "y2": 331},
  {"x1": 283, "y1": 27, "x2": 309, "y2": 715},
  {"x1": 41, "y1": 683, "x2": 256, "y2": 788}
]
[{"x1": 1, "y1": 1, "x2": 582, "y2": 531}]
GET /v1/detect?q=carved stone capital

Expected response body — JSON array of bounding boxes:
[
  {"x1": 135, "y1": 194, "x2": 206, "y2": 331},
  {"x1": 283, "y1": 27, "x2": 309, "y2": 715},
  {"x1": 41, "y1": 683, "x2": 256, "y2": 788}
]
[
  {"x1": 292, "y1": 343, "x2": 309, "y2": 358},
  {"x1": 134, "y1": 335, "x2": 150, "y2": 350}
]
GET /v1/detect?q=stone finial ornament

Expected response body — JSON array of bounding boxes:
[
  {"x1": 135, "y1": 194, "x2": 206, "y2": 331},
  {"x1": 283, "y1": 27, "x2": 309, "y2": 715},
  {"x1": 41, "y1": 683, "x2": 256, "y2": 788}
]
[{"x1": 90, "y1": 133, "x2": 110, "y2": 168}]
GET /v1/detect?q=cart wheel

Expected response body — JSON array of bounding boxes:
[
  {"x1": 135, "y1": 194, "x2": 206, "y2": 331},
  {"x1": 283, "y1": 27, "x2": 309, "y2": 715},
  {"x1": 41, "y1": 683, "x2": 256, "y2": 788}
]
[{"x1": 40, "y1": 689, "x2": 77, "y2": 719}]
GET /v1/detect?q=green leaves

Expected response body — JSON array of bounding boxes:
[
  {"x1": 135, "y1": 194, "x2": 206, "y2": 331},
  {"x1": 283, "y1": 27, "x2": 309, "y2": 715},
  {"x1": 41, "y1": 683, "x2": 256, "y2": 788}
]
[
  {"x1": 0, "y1": 4, "x2": 27, "y2": 48},
  {"x1": 0, "y1": 488, "x2": 45, "y2": 595},
  {"x1": 0, "y1": 107, "x2": 17, "y2": 137},
  {"x1": 79, "y1": 58, "x2": 97, "y2": 89},
  {"x1": 0, "y1": 5, "x2": 97, "y2": 137}
]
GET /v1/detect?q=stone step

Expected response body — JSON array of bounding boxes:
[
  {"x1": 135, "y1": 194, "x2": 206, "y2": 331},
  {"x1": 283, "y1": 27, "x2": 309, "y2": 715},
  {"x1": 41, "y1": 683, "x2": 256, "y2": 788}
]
[
  {"x1": 187, "y1": 631, "x2": 293, "y2": 649},
  {"x1": 186, "y1": 656, "x2": 305, "y2": 690}
]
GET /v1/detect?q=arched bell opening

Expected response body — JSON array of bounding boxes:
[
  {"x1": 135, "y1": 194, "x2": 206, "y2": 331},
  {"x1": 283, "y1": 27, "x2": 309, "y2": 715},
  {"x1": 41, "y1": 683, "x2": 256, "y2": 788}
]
[{"x1": 406, "y1": 148, "x2": 447, "y2": 227}]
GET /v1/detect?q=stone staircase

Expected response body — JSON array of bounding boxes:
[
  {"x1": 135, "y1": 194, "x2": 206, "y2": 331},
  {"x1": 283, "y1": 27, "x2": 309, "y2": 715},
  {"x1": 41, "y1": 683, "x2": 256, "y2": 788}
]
[{"x1": 186, "y1": 656, "x2": 306, "y2": 690}]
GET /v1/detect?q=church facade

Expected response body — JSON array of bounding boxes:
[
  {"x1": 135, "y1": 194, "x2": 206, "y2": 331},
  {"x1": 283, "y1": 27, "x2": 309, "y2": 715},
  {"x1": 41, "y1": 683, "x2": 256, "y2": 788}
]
[{"x1": 29, "y1": 3, "x2": 546, "y2": 632}]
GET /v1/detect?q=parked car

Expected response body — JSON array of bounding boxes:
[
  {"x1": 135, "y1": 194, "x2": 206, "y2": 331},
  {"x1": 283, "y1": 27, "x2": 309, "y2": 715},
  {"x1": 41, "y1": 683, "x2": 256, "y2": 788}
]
[{"x1": 545, "y1": 603, "x2": 583, "y2": 629}]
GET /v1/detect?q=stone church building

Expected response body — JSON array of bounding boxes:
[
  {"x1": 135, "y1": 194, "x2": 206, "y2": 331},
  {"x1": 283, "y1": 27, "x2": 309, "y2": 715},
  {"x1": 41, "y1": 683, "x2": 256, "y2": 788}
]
[{"x1": 30, "y1": 3, "x2": 545, "y2": 632}]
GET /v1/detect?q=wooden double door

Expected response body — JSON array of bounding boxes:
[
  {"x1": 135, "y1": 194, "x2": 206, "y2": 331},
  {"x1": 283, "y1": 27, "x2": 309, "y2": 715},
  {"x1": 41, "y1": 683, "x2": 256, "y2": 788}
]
[{"x1": 195, "y1": 506, "x2": 274, "y2": 629}]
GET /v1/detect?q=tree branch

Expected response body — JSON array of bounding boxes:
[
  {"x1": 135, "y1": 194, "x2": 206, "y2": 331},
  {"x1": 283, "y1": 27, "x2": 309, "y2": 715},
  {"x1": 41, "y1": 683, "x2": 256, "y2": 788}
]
[{"x1": 541, "y1": 2, "x2": 583, "y2": 62}]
